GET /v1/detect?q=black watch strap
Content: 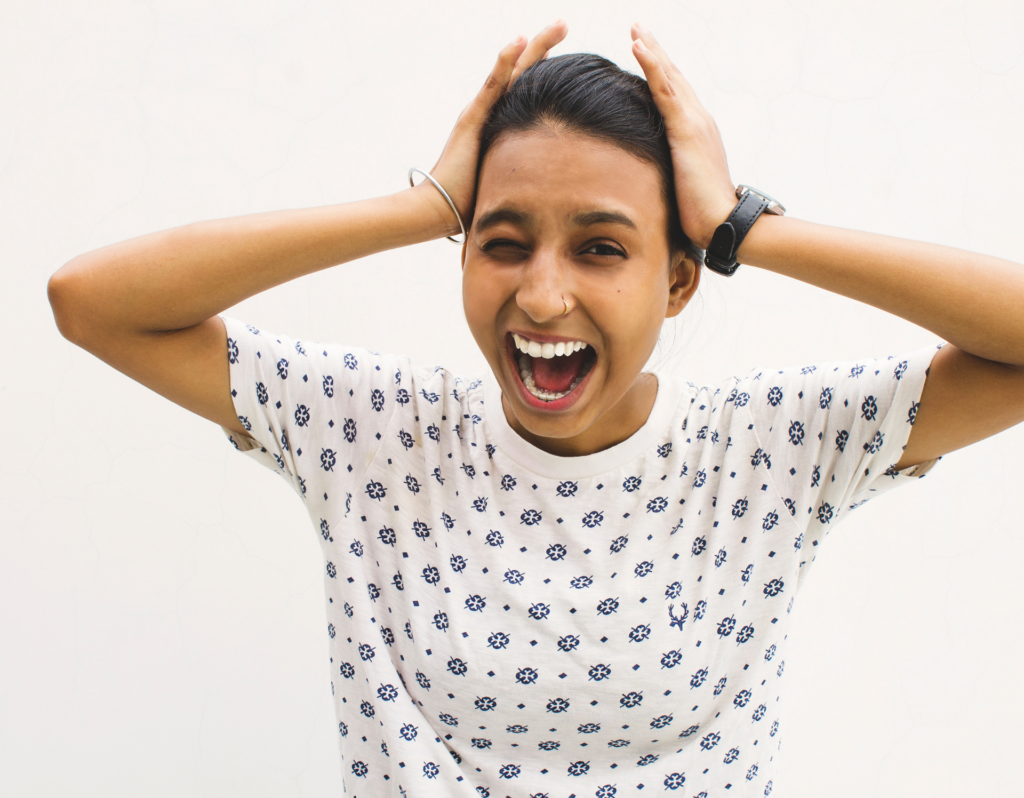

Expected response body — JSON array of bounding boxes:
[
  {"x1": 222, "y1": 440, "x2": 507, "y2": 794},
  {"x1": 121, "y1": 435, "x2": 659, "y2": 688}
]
[{"x1": 704, "y1": 190, "x2": 770, "y2": 276}]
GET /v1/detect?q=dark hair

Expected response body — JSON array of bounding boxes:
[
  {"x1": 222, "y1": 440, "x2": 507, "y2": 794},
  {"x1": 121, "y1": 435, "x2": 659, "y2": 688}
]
[{"x1": 478, "y1": 52, "x2": 704, "y2": 267}]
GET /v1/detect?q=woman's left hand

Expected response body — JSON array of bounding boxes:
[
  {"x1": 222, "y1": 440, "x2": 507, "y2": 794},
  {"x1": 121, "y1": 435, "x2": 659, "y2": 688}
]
[{"x1": 630, "y1": 23, "x2": 738, "y2": 251}]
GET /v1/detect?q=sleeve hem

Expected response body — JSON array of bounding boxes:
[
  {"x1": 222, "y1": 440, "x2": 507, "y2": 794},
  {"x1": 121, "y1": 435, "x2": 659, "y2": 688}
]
[
  {"x1": 221, "y1": 426, "x2": 262, "y2": 452},
  {"x1": 873, "y1": 342, "x2": 946, "y2": 473},
  {"x1": 900, "y1": 455, "x2": 942, "y2": 479}
]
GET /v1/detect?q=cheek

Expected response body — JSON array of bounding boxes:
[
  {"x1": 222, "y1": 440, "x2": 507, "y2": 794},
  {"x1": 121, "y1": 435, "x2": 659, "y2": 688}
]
[
  {"x1": 462, "y1": 264, "x2": 504, "y2": 343},
  {"x1": 597, "y1": 278, "x2": 669, "y2": 349}
]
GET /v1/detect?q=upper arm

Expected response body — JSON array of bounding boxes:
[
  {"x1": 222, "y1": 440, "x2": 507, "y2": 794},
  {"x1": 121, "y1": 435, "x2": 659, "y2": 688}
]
[
  {"x1": 895, "y1": 343, "x2": 1024, "y2": 469},
  {"x1": 61, "y1": 311, "x2": 247, "y2": 439}
]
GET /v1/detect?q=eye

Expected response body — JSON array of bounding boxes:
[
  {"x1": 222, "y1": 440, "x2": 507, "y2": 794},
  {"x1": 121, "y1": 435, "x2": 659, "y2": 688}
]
[
  {"x1": 481, "y1": 239, "x2": 525, "y2": 252},
  {"x1": 581, "y1": 242, "x2": 626, "y2": 258}
]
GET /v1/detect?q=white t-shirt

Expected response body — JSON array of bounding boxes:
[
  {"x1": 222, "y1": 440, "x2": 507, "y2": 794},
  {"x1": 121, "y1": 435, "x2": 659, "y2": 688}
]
[{"x1": 220, "y1": 315, "x2": 942, "y2": 798}]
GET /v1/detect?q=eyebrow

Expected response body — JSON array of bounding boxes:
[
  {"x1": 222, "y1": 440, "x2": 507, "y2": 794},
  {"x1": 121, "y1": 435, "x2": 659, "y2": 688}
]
[
  {"x1": 570, "y1": 210, "x2": 637, "y2": 231},
  {"x1": 474, "y1": 207, "x2": 530, "y2": 233},
  {"x1": 474, "y1": 207, "x2": 638, "y2": 233}
]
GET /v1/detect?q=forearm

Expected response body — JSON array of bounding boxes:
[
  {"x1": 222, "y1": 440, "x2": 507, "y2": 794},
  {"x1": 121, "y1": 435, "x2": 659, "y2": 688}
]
[
  {"x1": 49, "y1": 183, "x2": 456, "y2": 340},
  {"x1": 737, "y1": 214, "x2": 1024, "y2": 366}
]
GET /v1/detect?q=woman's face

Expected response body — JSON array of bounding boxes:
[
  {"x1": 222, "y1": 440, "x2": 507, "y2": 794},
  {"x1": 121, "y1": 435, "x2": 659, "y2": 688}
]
[{"x1": 462, "y1": 129, "x2": 700, "y2": 456}]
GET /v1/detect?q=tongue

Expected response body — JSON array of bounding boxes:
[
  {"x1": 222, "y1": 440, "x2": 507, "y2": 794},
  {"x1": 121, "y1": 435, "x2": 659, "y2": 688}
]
[{"x1": 532, "y1": 348, "x2": 587, "y2": 393}]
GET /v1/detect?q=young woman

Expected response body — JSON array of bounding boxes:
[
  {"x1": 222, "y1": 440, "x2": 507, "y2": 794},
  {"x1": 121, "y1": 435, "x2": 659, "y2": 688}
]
[{"x1": 47, "y1": 20, "x2": 1024, "y2": 798}]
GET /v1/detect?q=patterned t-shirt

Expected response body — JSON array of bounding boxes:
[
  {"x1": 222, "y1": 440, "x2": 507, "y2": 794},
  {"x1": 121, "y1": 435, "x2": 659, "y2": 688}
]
[{"x1": 219, "y1": 314, "x2": 943, "y2": 798}]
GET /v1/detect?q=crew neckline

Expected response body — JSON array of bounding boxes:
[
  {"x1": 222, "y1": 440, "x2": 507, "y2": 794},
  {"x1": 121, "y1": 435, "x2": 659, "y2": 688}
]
[{"x1": 482, "y1": 369, "x2": 688, "y2": 480}]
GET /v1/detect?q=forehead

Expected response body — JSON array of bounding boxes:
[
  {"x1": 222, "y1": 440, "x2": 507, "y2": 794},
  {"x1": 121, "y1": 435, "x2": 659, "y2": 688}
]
[{"x1": 476, "y1": 130, "x2": 666, "y2": 229}]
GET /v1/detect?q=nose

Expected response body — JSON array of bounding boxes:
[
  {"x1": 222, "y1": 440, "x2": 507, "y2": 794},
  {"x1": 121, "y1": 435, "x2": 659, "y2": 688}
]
[{"x1": 515, "y1": 249, "x2": 571, "y2": 323}]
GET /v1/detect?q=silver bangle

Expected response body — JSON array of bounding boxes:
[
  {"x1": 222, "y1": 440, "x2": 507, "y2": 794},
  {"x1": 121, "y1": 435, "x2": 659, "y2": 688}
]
[{"x1": 408, "y1": 167, "x2": 467, "y2": 244}]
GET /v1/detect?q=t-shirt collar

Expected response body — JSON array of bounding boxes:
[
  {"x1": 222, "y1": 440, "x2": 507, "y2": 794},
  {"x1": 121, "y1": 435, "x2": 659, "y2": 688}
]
[{"x1": 482, "y1": 368, "x2": 687, "y2": 480}]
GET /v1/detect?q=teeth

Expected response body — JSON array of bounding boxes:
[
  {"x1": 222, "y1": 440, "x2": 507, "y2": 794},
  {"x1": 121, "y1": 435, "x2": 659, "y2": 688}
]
[{"x1": 511, "y1": 333, "x2": 589, "y2": 359}]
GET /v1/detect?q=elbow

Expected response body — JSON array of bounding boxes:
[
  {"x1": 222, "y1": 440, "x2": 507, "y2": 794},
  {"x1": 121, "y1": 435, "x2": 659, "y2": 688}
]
[{"x1": 47, "y1": 260, "x2": 85, "y2": 344}]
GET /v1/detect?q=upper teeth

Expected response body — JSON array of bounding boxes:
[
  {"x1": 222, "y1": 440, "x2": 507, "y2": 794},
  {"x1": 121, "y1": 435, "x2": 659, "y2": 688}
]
[{"x1": 512, "y1": 333, "x2": 588, "y2": 359}]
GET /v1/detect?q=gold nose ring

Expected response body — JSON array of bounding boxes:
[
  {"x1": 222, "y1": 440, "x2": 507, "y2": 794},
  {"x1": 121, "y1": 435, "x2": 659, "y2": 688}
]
[{"x1": 562, "y1": 297, "x2": 569, "y2": 316}]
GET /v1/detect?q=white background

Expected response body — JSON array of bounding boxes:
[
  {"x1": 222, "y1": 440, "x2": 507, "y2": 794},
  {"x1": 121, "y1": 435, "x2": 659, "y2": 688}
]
[{"x1": 3, "y1": 0, "x2": 1023, "y2": 795}]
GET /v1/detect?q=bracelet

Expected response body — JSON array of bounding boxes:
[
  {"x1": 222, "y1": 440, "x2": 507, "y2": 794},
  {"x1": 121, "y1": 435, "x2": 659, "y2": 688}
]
[{"x1": 408, "y1": 167, "x2": 467, "y2": 244}]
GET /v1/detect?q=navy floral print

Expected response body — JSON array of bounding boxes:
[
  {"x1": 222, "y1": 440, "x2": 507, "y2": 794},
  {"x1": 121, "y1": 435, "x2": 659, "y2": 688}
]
[{"x1": 219, "y1": 315, "x2": 943, "y2": 798}]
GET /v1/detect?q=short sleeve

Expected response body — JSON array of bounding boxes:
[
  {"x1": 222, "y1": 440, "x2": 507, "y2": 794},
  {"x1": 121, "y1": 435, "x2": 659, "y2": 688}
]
[
  {"x1": 220, "y1": 315, "x2": 404, "y2": 501},
  {"x1": 738, "y1": 341, "x2": 945, "y2": 541}
]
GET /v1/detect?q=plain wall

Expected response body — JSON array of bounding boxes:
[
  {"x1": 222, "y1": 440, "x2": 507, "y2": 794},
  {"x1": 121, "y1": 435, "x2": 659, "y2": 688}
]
[{"x1": 3, "y1": 0, "x2": 1023, "y2": 795}]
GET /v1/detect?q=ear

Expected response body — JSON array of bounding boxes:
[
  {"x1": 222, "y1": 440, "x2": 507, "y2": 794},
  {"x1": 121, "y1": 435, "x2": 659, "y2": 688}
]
[
  {"x1": 461, "y1": 236, "x2": 468, "y2": 270},
  {"x1": 665, "y1": 250, "x2": 701, "y2": 319}
]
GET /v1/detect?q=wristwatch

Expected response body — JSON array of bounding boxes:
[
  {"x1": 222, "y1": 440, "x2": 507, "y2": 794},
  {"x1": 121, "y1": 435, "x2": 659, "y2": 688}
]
[{"x1": 703, "y1": 185, "x2": 786, "y2": 276}]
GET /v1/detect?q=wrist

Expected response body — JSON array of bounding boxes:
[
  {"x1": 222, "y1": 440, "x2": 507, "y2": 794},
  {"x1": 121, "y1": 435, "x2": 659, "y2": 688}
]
[
  {"x1": 696, "y1": 200, "x2": 738, "y2": 251},
  {"x1": 409, "y1": 180, "x2": 464, "y2": 241},
  {"x1": 733, "y1": 210, "x2": 784, "y2": 266},
  {"x1": 701, "y1": 186, "x2": 787, "y2": 274}
]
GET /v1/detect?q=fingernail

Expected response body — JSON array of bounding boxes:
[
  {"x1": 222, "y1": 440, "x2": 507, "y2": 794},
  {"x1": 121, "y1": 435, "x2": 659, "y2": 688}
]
[{"x1": 634, "y1": 38, "x2": 646, "y2": 51}]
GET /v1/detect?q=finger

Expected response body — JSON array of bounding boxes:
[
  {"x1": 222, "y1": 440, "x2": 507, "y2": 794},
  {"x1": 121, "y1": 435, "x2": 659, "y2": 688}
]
[
  {"x1": 510, "y1": 19, "x2": 568, "y2": 83},
  {"x1": 510, "y1": 19, "x2": 567, "y2": 83},
  {"x1": 630, "y1": 23, "x2": 684, "y2": 82},
  {"x1": 465, "y1": 36, "x2": 529, "y2": 120},
  {"x1": 632, "y1": 37, "x2": 681, "y2": 112},
  {"x1": 630, "y1": 22, "x2": 700, "y2": 106}
]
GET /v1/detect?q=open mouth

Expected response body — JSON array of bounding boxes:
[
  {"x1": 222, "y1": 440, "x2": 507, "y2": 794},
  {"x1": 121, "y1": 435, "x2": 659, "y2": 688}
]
[{"x1": 506, "y1": 332, "x2": 597, "y2": 408}]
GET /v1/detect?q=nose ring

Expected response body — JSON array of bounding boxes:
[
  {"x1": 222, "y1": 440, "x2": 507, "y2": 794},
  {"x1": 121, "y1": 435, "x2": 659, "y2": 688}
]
[{"x1": 561, "y1": 297, "x2": 569, "y2": 316}]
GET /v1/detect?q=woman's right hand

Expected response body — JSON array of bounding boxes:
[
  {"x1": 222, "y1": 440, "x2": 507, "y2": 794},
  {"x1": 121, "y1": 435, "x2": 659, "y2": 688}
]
[
  {"x1": 421, "y1": 20, "x2": 569, "y2": 238},
  {"x1": 48, "y1": 24, "x2": 570, "y2": 442}
]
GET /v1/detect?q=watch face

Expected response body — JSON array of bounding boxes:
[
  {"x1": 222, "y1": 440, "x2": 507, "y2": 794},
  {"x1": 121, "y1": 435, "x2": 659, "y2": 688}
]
[{"x1": 736, "y1": 185, "x2": 785, "y2": 215}]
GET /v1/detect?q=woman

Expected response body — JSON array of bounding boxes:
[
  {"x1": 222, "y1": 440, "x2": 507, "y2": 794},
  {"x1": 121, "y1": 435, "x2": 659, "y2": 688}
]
[{"x1": 47, "y1": 20, "x2": 1024, "y2": 798}]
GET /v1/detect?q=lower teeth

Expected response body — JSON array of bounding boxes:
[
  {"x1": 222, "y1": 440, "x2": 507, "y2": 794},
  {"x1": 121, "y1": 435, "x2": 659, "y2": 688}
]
[{"x1": 518, "y1": 353, "x2": 588, "y2": 402}]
